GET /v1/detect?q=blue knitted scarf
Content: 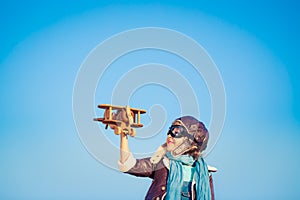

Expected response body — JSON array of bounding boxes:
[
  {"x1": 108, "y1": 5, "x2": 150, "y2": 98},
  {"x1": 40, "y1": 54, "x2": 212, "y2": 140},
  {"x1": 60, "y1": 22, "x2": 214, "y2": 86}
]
[{"x1": 165, "y1": 152, "x2": 211, "y2": 200}]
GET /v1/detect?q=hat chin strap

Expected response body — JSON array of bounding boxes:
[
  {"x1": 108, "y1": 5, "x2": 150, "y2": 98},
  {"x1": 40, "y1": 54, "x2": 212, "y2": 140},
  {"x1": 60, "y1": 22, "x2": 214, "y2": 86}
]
[{"x1": 171, "y1": 138, "x2": 192, "y2": 157}]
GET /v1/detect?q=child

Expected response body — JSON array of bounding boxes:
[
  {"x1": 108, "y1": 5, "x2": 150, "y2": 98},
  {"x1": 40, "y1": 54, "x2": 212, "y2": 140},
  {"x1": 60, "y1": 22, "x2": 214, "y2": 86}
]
[{"x1": 119, "y1": 116, "x2": 216, "y2": 200}]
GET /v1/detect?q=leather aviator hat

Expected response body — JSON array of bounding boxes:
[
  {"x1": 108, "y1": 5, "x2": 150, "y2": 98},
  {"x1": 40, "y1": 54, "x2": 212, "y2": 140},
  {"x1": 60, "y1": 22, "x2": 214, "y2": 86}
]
[{"x1": 170, "y1": 116, "x2": 209, "y2": 156}]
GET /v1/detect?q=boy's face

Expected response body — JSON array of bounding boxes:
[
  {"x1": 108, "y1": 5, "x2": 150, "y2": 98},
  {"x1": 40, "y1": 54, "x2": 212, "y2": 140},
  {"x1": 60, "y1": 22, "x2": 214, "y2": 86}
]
[{"x1": 166, "y1": 121, "x2": 186, "y2": 152}]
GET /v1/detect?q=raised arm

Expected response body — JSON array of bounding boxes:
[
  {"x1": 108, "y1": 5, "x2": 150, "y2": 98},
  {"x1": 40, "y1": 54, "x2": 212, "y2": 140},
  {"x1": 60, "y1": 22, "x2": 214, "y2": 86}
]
[
  {"x1": 120, "y1": 132, "x2": 130, "y2": 164},
  {"x1": 118, "y1": 132, "x2": 156, "y2": 178}
]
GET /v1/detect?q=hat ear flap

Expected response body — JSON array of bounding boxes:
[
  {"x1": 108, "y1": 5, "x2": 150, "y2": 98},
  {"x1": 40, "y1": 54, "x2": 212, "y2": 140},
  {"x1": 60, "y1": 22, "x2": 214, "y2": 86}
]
[{"x1": 171, "y1": 139, "x2": 192, "y2": 157}]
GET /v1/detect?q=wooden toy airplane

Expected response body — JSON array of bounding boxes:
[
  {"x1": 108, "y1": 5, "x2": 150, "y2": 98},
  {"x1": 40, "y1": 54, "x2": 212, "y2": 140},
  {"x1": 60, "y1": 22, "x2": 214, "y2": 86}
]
[{"x1": 94, "y1": 104, "x2": 146, "y2": 137}]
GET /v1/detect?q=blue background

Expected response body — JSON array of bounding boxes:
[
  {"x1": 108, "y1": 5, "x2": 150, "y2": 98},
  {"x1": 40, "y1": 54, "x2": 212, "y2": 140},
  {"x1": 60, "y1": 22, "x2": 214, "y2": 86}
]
[{"x1": 1, "y1": 0, "x2": 299, "y2": 199}]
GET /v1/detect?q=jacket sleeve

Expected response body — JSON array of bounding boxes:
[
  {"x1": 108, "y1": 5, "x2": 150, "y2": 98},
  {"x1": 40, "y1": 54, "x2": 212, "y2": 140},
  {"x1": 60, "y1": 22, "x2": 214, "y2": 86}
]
[
  {"x1": 118, "y1": 153, "x2": 156, "y2": 178},
  {"x1": 209, "y1": 173, "x2": 215, "y2": 200}
]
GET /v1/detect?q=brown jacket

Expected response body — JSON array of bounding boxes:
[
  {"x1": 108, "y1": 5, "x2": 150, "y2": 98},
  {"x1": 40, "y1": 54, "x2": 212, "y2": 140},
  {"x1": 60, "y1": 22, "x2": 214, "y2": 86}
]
[{"x1": 125, "y1": 157, "x2": 215, "y2": 200}]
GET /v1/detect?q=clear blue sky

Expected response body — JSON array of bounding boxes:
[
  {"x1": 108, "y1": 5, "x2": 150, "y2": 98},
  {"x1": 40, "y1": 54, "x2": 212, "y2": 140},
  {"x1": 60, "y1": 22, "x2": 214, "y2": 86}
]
[{"x1": 1, "y1": 1, "x2": 299, "y2": 199}]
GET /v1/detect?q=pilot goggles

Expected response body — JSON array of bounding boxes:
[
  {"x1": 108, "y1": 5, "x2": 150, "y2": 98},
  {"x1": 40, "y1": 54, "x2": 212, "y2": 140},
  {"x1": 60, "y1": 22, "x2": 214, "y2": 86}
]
[{"x1": 167, "y1": 125, "x2": 190, "y2": 138}]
